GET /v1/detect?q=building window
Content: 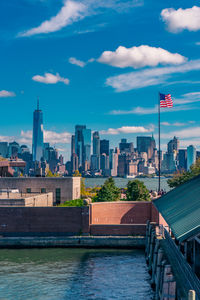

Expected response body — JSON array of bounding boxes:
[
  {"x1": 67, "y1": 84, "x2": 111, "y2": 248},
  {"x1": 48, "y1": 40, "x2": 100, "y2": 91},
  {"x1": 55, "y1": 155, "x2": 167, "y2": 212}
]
[
  {"x1": 41, "y1": 188, "x2": 46, "y2": 193},
  {"x1": 55, "y1": 188, "x2": 61, "y2": 204},
  {"x1": 26, "y1": 188, "x2": 31, "y2": 193}
]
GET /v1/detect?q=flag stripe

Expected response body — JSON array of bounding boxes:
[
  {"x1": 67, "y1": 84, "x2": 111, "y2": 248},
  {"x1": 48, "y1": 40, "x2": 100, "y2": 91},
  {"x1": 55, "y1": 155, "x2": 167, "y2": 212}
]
[{"x1": 160, "y1": 93, "x2": 173, "y2": 108}]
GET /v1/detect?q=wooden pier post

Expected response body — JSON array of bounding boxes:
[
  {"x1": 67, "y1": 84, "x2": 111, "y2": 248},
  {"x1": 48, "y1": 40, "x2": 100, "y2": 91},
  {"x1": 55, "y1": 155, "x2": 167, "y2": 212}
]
[
  {"x1": 188, "y1": 290, "x2": 196, "y2": 300},
  {"x1": 160, "y1": 265, "x2": 176, "y2": 300}
]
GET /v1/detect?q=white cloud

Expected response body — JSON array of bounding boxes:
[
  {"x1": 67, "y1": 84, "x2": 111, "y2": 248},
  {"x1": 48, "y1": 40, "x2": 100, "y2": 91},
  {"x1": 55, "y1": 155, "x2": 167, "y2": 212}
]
[
  {"x1": 161, "y1": 6, "x2": 200, "y2": 33},
  {"x1": 180, "y1": 140, "x2": 200, "y2": 148},
  {"x1": 32, "y1": 72, "x2": 69, "y2": 85},
  {"x1": 69, "y1": 57, "x2": 86, "y2": 67},
  {"x1": 19, "y1": 0, "x2": 143, "y2": 37},
  {"x1": 109, "y1": 105, "x2": 195, "y2": 116},
  {"x1": 100, "y1": 125, "x2": 153, "y2": 135},
  {"x1": 160, "y1": 127, "x2": 200, "y2": 140},
  {"x1": 175, "y1": 91, "x2": 200, "y2": 104},
  {"x1": 0, "y1": 90, "x2": 16, "y2": 98},
  {"x1": 44, "y1": 130, "x2": 71, "y2": 144},
  {"x1": 19, "y1": 0, "x2": 87, "y2": 37},
  {"x1": 106, "y1": 59, "x2": 200, "y2": 92},
  {"x1": 161, "y1": 121, "x2": 191, "y2": 127},
  {"x1": 98, "y1": 45, "x2": 186, "y2": 68},
  {"x1": 20, "y1": 130, "x2": 71, "y2": 144},
  {"x1": 0, "y1": 135, "x2": 15, "y2": 142}
]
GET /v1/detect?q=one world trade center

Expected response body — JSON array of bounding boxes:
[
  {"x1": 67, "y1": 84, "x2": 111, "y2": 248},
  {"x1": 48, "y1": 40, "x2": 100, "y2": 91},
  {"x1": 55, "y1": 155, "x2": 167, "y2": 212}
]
[{"x1": 32, "y1": 99, "x2": 44, "y2": 162}]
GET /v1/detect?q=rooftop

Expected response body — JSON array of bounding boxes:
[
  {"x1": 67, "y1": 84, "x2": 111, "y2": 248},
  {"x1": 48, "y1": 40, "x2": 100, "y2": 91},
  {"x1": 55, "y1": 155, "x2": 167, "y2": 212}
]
[{"x1": 153, "y1": 175, "x2": 200, "y2": 242}]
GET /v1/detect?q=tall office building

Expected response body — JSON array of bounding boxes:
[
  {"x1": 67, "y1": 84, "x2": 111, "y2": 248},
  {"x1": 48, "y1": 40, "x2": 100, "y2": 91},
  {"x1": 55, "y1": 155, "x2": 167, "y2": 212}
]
[
  {"x1": 71, "y1": 135, "x2": 75, "y2": 156},
  {"x1": 32, "y1": 100, "x2": 44, "y2": 161},
  {"x1": 187, "y1": 145, "x2": 196, "y2": 171},
  {"x1": 119, "y1": 139, "x2": 134, "y2": 153},
  {"x1": 74, "y1": 125, "x2": 91, "y2": 170},
  {"x1": 92, "y1": 131, "x2": 100, "y2": 170},
  {"x1": 93, "y1": 132, "x2": 100, "y2": 155},
  {"x1": 109, "y1": 149, "x2": 118, "y2": 177},
  {"x1": 100, "y1": 139, "x2": 109, "y2": 156},
  {"x1": 168, "y1": 136, "x2": 179, "y2": 155},
  {"x1": 71, "y1": 135, "x2": 78, "y2": 174},
  {"x1": 8, "y1": 141, "x2": 20, "y2": 158},
  {"x1": 75, "y1": 125, "x2": 86, "y2": 167},
  {"x1": 178, "y1": 149, "x2": 187, "y2": 171},
  {"x1": 137, "y1": 136, "x2": 156, "y2": 159},
  {"x1": 82, "y1": 128, "x2": 91, "y2": 164},
  {"x1": 0, "y1": 142, "x2": 8, "y2": 158}
]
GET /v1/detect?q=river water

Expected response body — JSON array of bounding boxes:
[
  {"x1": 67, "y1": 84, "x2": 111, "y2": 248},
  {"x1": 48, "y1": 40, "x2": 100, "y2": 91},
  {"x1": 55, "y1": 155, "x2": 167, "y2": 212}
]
[
  {"x1": 85, "y1": 177, "x2": 171, "y2": 192},
  {"x1": 0, "y1": 248, "x2": 154, "y2": 300}
]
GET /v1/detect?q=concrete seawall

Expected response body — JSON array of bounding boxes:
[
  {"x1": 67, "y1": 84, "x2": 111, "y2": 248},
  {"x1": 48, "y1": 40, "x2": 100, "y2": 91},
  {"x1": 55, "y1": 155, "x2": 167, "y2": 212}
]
[{"x1": 0, "y1": 236, "x2": 145, "y2": 249}]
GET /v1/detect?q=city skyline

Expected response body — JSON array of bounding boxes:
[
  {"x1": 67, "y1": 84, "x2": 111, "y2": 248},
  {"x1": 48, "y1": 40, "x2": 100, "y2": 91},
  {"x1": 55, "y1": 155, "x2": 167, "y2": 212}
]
[{"x1": 1, "y1": 0, "x2": 200, "y2": 159}]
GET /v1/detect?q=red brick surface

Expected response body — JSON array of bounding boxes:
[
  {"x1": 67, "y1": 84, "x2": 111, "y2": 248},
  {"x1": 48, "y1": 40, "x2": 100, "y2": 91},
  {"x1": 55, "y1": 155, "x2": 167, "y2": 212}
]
[
  {"x1": 0, "y1": 207, "x2": 88, "y2": 236},
  {"x1": 90, "y1": 224, "x2": 146, "y2": 236},
  {"x1": 0, "y1": 202, "x2": 159, "y2": 236},
  {"x1": 90, "y1": 202, "x2": 157, "y2": 225}
]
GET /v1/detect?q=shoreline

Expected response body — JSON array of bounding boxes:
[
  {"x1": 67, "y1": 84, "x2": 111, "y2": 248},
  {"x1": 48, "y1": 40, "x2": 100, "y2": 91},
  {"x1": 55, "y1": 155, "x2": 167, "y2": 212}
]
[{"x1": 0, "y1": 236, "x2": 145, "y2": 249}]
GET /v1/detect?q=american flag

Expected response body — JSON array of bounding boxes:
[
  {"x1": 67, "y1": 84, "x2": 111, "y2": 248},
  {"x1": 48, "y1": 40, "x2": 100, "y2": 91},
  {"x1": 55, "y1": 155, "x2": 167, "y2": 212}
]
[{"x1": 160, "y1": 93, "x2": 173, "y2": 108}]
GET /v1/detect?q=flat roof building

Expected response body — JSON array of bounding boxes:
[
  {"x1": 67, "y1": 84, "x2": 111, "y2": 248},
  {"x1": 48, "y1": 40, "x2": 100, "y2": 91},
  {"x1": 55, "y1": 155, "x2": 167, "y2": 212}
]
[{"x1": 0, "y1": 177, "x2": 80, "y2": 205}]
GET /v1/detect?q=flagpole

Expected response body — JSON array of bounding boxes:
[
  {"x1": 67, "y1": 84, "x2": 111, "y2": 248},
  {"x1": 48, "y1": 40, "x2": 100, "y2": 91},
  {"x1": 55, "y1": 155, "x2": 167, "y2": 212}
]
[{"x1": 158, "y1": 92, "x2": 161, "y2": 193}]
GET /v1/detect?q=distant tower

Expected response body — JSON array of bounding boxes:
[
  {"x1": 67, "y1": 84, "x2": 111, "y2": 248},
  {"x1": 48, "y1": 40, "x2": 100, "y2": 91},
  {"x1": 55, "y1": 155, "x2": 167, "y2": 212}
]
[
  {"x1": 32, "y1": 98, "x2": 44, "y2": 161},
  {"x1": 187, "y1": 145, "x2": 196, "y2": 171}
]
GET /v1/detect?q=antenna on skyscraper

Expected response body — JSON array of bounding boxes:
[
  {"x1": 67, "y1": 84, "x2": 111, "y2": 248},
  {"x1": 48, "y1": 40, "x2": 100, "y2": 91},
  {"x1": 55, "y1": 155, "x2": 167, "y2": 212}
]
[{"x1": 37, "y1": 96, "x2": 39, "y2": 110}]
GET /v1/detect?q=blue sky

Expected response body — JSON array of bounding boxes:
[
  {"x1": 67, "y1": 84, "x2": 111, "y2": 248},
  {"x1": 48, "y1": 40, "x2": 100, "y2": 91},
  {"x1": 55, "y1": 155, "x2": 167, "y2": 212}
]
[{"x1": 1, "y1": 0, "x2": 200, "y2": 160}]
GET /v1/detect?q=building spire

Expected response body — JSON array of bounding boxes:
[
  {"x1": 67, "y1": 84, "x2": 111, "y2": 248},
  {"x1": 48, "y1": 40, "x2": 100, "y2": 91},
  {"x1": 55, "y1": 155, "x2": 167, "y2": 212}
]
[{"x1": 37, "y1": 97, "x2": 39, "y2": 110}]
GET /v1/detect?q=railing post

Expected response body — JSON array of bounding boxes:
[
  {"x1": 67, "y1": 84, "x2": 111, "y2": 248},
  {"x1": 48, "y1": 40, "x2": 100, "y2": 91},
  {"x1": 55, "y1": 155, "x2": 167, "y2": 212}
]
[{"x1": 188, "y1": 290, "x2": 196, "y2": 300}]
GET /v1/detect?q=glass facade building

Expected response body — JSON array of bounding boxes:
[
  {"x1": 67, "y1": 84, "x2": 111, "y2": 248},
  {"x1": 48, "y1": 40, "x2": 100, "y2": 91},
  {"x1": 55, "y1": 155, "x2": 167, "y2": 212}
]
[
  {"x1": 32, "y1": 101, "x2": 44, "y2": 162},
  {"x1": 187, "y1": 145, "x2": 196, "y2": 171}
]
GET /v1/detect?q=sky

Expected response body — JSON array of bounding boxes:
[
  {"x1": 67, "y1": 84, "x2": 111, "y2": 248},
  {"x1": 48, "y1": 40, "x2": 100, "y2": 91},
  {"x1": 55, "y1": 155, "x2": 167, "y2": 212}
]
[{"x1": 1, "y1": 0, "x2": 200, "y2": 160}]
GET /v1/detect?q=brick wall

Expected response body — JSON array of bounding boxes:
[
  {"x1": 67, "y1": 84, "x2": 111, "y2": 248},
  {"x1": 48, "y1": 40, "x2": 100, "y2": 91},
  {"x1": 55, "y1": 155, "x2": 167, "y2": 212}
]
[
  {"x1": 90, "y1": 224, "x2": 146, "y2": 236},
  {"x1": 0, "y1": 207, "x2": 89, "y2": 236},
  {"x1": 0, "y1": 202, "x2": 159, "y2": 237},
  {"x1": 90, "y1": 202, "x2": 157, "y2": 225}
]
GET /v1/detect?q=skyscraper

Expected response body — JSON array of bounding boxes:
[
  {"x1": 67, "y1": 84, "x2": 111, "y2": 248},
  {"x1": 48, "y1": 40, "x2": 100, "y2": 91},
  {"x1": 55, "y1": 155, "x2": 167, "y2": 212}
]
[
  {"x1": 119, "y1": 139, "x2": 134, "y2": 153},
  {"x1": 178, "y1": 149, "x2": 187, "y2": 171},
  {"x1": 167, "y1": 136, "x2": 179, "y2": 154},
  {"x1": 100, "y1": 139, "x2": 109, "y2": 156},
  {"x1": 75, "y1": 125, "x2": 86, "y2": 167},
  {"x1": 0, "y1": 142, "x2": 8, "y2": 158},
  {"x1": 137, "y1": 136, "x2": 156, "y2": 159},
  {"x1": 93, "y1": 131, "x2": 100, "y2": 156},
  {"x1": 187, "y1": 145, "x2": 196, "y2": 171},
  {"x1": 82, "y1": 128, "x2": 91, "y2": 164},
  {"x1": 92, "y1": 131, "x2": 100, "y2": 170},
  {"x1": 32, "y1": 99, "x2": 44, "y2": 162}
]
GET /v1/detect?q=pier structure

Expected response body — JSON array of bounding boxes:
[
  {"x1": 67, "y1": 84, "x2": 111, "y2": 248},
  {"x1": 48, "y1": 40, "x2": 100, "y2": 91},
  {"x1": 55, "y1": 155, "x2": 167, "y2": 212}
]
[{"x1": 146, "y1": 175, "x2": 200, "y2": 299}]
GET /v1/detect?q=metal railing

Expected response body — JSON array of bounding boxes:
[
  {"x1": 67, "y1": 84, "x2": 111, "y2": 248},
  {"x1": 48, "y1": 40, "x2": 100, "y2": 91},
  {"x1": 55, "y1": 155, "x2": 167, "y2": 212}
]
[{"x1": 163, "y1": 228, "x2": 200, "y2": 299}]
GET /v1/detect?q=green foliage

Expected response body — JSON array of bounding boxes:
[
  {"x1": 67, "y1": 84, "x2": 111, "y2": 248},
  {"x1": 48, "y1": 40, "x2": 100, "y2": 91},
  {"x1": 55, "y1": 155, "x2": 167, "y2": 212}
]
[
  {"x1": 46, "y1": 170, "x2": 61, "y2": 177},
  {"x1": 59, "y1": 198, "x2": 86, "y2": 207},
  {"x1": 126, "y1": 179, "x2": 151, "y2": 201},
  {"x1": 46, "y1": 170, "x2": 54, "y2": 177},
  {"x1": 81, "y1": 178, "x2": 87, "y2": 198},
  {"x1": 167, "y1": 158, "x2": 200, "y2": 188},
  {"x1": 73, "y1": 170, "x2": 82, "y2": 177},
  {"x1": 93, "y1": 177, "x2": 120, "y2": 202}
]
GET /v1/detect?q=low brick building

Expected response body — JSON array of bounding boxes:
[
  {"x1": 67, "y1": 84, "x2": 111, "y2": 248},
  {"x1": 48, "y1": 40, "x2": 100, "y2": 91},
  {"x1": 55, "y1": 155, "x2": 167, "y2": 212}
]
[
  {"x1": 0, "y1": 177, "x2": 80, "y2": 205},
  {"x1": 0, "y1": 191, "x2": 53, "y2": 207}
]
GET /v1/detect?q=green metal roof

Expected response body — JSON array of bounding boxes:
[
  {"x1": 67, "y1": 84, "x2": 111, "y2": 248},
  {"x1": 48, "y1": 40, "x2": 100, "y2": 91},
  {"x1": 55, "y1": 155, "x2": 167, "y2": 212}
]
[{"x1": 153, "y1": 175, "x2": 200, "y2": 242}]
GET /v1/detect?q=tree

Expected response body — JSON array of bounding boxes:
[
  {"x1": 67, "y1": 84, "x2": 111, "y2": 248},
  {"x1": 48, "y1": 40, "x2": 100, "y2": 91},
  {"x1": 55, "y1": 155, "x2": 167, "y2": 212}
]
[
  {"x1": 81, "y1": 178, "x2": 87, "y2": 198},
  {"x1": 126, "y1": 180, "x2": 150, "y2": 201},
  {"x1": 93, "y1": 177, "x2": 120, "y2": 202},
  {"x1": 46, "y1": 170, "x2": 54, "y2": 177},
  {"x1": 73, "y1": 170, "x2": 81, "y2": 177},
  {"x1": 167, "y1": 158, "x2": 200, "y2": 188}
]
